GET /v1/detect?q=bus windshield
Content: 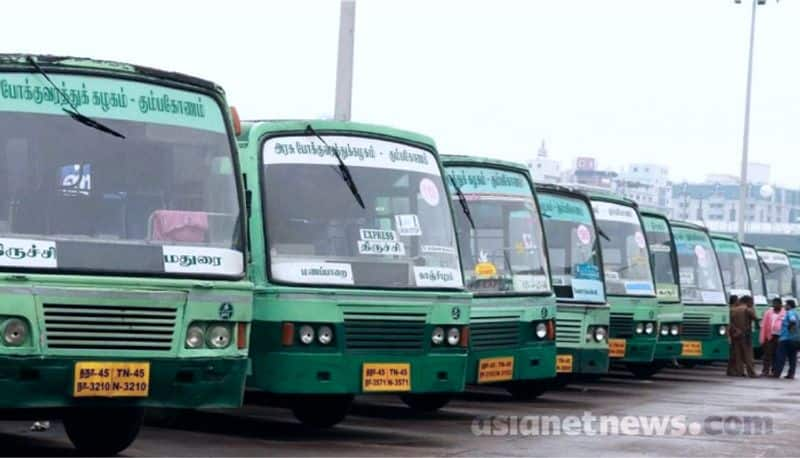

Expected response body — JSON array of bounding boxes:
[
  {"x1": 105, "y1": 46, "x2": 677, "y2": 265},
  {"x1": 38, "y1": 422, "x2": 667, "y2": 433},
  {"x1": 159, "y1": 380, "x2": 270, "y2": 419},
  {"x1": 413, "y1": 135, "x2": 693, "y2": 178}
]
[
  {"x1": 262, "y1": 135, "x2": 462, "y2": 289},
  {"x1": 591, "y1": 200, "x2": 654, "y2": 297},
  {"x1": 713, "y1": 238, "x2": 750, "y2": 295},
  {"x1": 673, "y1": 227, "x2": 725, "y2": 305},
  {"x1": 742, "y1": 246, "x2": 766, "y2": 299},
  {"x1": 0, "y1": 72, "x2": 243, "y2": 277},
  {"x1": 643, "y1": 215, "x2": 679, "y2": 302},
  {"x1": 758, "y1": 250, "x2": 792, "y2": 298},
  {"x1": 446, "y1": 166, "x2": 549, "y2": 295},
  {"x1": 539, "y1": 192, "x2": 604, "y2": 303}
]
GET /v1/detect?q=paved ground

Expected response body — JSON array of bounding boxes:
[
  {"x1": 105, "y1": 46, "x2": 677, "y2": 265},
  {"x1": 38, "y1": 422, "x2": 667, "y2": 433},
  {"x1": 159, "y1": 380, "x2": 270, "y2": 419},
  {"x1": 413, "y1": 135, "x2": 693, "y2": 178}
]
[{"x1": 2, "y1": 362, "x2": 797, "y2": 457}]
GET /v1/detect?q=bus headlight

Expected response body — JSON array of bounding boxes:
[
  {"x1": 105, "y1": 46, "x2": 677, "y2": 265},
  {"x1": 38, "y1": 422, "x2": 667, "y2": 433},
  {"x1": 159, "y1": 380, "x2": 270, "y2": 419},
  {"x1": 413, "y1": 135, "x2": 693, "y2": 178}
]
[
  {"x1": 432, "y1": 327, "x2": 445, "y2": 345},
  {"x1": 535, "y1": 322, "x2": 548, "y2": 339},
  {"x1": 645, "y1": 322, "x2": 655, "y2": 335},
  {"x1": 447, "y1": 327, "x2": 460, "y2": 346},
  {"x1": 185, "y1": 324, "x2": 205, "y2": 349},
  {"x1": 660, "y1": 325, "x2": 669, "y2": 336},
  {"x1": 718, "y1": 325, "x2": 727, "y2": 336},
  {"x1": 670, "y1": 324, "x2": 680, "y2": 336},
  {"x1": 298, "y1": 325, "x2": 315, "y2": 345},
  {"x1": 594, "y1": 326, "x2": 607, "y2": 342},
  {"x1": 635, "y1": 322, "x2": 645, "y2": 334},
  {"x1": 318, "y1": 325, "x2": 334, "y2": 345},
  {"x1": 207, "y1": 324, "x2": 232, "y2": 349},
  {"x1": 3, "y1": 318, "x2": 27, "y2": 346}
]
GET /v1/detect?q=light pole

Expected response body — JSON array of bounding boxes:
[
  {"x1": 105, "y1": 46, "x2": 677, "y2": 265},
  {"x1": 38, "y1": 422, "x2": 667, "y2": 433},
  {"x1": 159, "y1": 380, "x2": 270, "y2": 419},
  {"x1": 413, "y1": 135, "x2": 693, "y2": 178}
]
[
  {"x1": 334, "y1": 0, "x2": 356, "y2": 121},
  {"x1": 735, "y1": 0, "x2": 772, "y2": 242}
]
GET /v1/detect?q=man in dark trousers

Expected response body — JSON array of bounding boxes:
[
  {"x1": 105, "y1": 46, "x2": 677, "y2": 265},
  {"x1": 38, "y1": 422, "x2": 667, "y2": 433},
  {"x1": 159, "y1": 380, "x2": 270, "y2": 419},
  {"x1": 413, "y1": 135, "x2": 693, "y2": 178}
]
[
  {"x1": 726, "y1": 295, "x2": 740, "y2": 376},
  {"x1": 730, "y1": 295, "x2": 757, "y2": 377}
]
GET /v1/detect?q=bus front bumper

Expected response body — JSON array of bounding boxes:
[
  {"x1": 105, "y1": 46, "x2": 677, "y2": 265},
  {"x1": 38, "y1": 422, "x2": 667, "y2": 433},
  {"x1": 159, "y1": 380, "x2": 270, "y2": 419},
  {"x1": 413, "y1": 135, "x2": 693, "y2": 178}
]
[
  {"x1": 654, "y1": 338, "x2": 683, "y2": 360},
  {"x1": 554, "y1": 347, "x2": 609, "y2": 375},
  {"x1": 0, "y1": 356, "x2": 247, "y2": 409},
  {"x1": 466, "y1": 341, "x2": 556, "y2": 385},
  {"x1": 680, "y1": 336, "x2": 729, "y2": 361},
  {"x1": 610, "y1": 336, "x2": 658, "y2": 363},
  {"x1": 249, "y1": 352, "x2": 467, "y2": 395}
]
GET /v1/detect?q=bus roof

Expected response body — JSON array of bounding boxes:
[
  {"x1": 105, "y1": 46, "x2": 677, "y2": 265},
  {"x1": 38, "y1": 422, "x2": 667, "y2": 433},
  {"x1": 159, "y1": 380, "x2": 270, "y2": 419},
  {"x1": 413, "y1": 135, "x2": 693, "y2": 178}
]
[
  {"x1": 238, "y1": 119, "x2": 437, "y2": 151},
  {"x1": 0, "y1": 53, "x2": 223, "y2": 93},
  {"x1": 562, "y1": 183, "x2": 639, "y2": 208},
  {"x1": 669, "y1": 219, "x2": 709, "y2": 233},
  {"x1": 640, "y1": 210, "x2": 669, "y2": 220},
  {"x1": 710, "y1": 233, "x2": 740, "y2": 244},
  {"x1": 756, "y1": 246, "x2": 790, "y2": 255},
  {"x1": 440, "y1": 154, "x2": 529, "y2": 174},
  {"x1": 534, "y1": 183, "x2": 594, "y2": 204}
]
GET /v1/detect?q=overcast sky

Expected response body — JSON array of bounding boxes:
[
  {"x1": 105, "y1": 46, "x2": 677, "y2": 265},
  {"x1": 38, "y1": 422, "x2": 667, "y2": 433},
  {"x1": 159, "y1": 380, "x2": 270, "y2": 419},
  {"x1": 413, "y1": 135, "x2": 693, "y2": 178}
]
[{"x1": 3, "y1": 0, "x2": 799, "y2": 185}]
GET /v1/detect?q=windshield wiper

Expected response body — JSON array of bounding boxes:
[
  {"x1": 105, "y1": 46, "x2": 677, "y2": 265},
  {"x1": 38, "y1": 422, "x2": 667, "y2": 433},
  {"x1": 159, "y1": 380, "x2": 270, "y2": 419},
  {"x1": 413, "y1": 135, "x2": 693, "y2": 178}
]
[
  {"x1": 304, "y1": 124, "x2": 364, "y2": 209},
  {"x1": 597, "y1": 227, "x2": 611, "y2": 242},
  {"x1": 449, "y1": 176, "x2": 475, "y2": 229},
  {"x1": 759, "y1": 259, "x2": 773, "y2": 273},
  {"x1": 26, "y1": 56, "x2": 125, "y2": 139}
]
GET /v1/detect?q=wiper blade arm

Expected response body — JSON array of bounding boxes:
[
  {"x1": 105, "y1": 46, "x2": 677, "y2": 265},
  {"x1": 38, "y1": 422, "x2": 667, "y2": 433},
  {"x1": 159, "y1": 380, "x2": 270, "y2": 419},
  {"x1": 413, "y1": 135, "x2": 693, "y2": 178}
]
[
  {"x1": 597, "y1": 227, "x2": 611, "y2": 242},
  {"x1": 305, "y1": 125, "x2": 365, "y2": 209},
  {"x1": 449, "y1": 176, "x2": 475, "y2": 229},
  {"x1": 26, "y1": 56, "x2": 125, "y2": 139}
]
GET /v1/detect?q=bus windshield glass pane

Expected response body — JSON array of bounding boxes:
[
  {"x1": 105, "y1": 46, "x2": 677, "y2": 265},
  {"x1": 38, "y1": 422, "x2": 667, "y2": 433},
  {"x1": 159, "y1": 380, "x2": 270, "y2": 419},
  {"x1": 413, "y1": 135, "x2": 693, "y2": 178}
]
[
  {"x1": 673, "y1": 227, "x2": 725, "y2": 305},
  {"x1": 643, "y1": 215, "x2": 679, "y2": 301},
  {"x1": 591, "y1": 201, "x2": 654, "y2": 297},
  {"x1": 742, "y1": 246, "x2": 766, "y2": 298},
  {"x1": 446, "y1": 166, "x2": 549, "y2": 295},
  {"x1": 759, "y1": 250, "x2": 792, "y2": 297},
  {"x1": 539, "y1": 192, "x2": 604, "y2": 303},
  {"x1": 713, "y1": 239, "x2": 750, "y2": 294},
  {"x1": 0, "y1": 72, "x2": 243, "y2": 277},
  {"x1": 262, "y1": 135, "x2": 462, "y2": 289}
]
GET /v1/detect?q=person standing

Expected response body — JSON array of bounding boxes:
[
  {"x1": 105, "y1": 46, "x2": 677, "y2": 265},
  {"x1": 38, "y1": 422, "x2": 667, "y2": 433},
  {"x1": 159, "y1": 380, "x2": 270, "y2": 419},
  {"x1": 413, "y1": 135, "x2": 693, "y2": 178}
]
[
  {"x1": 773, "y1": 300, "x2": 799, "y2": 379},
  {"x1": 760, "y1": 298, "x2": 784, "y2": 376},
  {"x1": 730, "y1": 295, "x2": 757, "y2": 377},
  {"x1": 726, "y1": 295, "x2": 740, "y2": 376}
]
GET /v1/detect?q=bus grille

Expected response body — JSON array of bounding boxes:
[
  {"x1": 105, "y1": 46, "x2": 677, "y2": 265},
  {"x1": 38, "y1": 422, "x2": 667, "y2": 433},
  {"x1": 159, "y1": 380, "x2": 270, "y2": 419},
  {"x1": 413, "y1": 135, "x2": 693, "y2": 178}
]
[
  {"x1": 42, "y1": 303, "x2": 177, "y2": 351},
  {"x1": 470, "y1": 316, "x2": 520, "y2": 351},
  {"x1": 556, "y1": 317, "x2": 583, "y2": 344},
  {"x1": 682, "y1": 313, "x2": 711, "y2": 339},
  {"x1": 342, "y1": 310, "x2": 426, "y2": 351},
  {"x1": 610, "y1": 312, "x2": 634, "y2": 338}
]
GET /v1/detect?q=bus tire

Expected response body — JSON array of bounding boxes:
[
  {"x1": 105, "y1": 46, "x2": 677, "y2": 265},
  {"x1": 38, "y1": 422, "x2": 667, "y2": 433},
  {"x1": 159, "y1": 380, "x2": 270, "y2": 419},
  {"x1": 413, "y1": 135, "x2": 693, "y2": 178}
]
[
  {"x1": 63, "y1": 407, "x2": 143, "y2": 456},
  {"x1": 291, "y1": 395, "x2": 352, "y2": 428},
  {"x1": 507, "y1": 381, "x2": 547, "y2": 401},
  {"x1": 400, "y1": 394, "x2": 451, "y2": 412},
  {"x1": 679, "y1": 360, "x2": 697, "y2": 368},
  {"x1": 626, "y1": 363, "x2": 662, "y2": 379}
]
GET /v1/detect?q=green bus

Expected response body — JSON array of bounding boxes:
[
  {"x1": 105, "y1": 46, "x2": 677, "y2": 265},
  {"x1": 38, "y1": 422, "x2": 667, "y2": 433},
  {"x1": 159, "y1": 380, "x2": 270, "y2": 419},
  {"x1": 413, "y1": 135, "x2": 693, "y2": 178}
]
[
  {"x1": 711, "y1": 234, "x2": 752, "y2": 301},
  {"x1": 789, "y1": 251, "x2": 800, "y2": 298},
  {"x1": 536, "y1": 185, "x2": 610, "y2": 379},
  {"x1": 577, "y1": 189, "x2": 659, "y2": 370},
  {"x1": 441, "y1": 156, "x2": 556, "y2": 399},
  {"x1": 238, "y1": 120, "x2": 471, "y2": 427},
  {"x1": 757, "y1": 247, "x2": 795, "y2": 304},
  {"x1": 0, "y1": 55, "x2": 253, "y2": 454},
  {"x1": 671, "y1": 221, "x2": 729, "y2": 362},
  {"x1": 741, "y1": 243, "x2": 768, "y2": 351},
  {"x1": 641, "y1": 212, "x2": 683, "y2": 374}
]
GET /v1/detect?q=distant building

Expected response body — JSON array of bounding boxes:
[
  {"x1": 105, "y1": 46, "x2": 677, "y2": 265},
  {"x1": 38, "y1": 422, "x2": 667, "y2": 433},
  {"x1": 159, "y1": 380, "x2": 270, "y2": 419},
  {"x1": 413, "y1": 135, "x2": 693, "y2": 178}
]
[
  {"x1": 615, "y1": 163, "x2": 672, "y2": 214},
  {"x1": 565, "y1": 156, "x2": 617, "y2": 188},
  {"x1": 527, "y1": 141, "x2": 562, "y2": 183}
]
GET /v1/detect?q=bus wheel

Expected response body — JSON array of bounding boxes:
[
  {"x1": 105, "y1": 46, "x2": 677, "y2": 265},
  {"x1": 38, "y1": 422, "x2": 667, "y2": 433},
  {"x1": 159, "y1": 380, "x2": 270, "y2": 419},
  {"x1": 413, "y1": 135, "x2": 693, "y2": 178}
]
[
  {"x1": 679, "y1": 360, "x2": 697, "y2": 369},
  {"x1": 291, "y1": 395, "x2": 352, "y2": 428},
  {"x1": 63, "y1": 407, "x2": 143, "y2": 456},
  {"x1": 400, "y1": 394, "x2": 451, "y2": 412},
  {"x1": 626, "y1": 363, "x2": 661, "y2": 379},
  {"x1": 507, "y1": 381, "x2": 547, "y2": 401}
]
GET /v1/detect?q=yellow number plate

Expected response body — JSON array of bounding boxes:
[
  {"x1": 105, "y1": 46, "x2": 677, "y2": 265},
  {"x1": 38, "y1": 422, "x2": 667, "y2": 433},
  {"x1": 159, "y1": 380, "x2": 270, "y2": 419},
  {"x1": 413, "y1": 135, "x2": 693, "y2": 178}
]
[
  {"x1": 74, "y1": 362, "x2": 150, "y2": 398},
  {"x1": 556, "y1": 354, "x2": 573, "y2": 373},
  {"x1": 682, "y1": 340, "x2": 703, "y2": 357},
  {"x1": 608, "y1": 338, "x2": 627, "y2": 358},
  {"x1": 362, "y1": 363, "x2": 411, "y2": 392},
  {"x1": 477, "y1": 356, "x2": 515, "y2": 383}
]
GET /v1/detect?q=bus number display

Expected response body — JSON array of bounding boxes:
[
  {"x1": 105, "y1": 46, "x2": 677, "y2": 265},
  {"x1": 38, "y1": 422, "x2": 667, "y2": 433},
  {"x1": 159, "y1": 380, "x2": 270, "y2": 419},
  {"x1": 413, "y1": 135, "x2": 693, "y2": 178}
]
[{"x1": 73, "y1": 361, "x2": 150, "y2": 397}]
